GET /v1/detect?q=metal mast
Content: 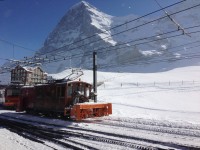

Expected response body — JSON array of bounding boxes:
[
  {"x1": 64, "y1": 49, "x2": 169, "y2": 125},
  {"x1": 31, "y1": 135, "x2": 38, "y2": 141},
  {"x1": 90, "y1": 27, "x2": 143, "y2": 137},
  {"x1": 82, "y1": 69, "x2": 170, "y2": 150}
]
[{"x1": 93, "y1": 51, "x2": 97, "y2": 102}]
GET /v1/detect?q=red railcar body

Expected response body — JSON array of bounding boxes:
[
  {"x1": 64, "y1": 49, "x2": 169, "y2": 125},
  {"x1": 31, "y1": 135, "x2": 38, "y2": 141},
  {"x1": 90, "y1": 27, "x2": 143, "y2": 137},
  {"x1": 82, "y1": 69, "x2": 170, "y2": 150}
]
[
  {"x1": 4, "y1": 85, "x2": 21, "y2": 108},
  {"x1": 18, "y1": 81, "x2": 91, "y2": 113},
  {"x1": 17, "y1": 80, "x2": 112, "y2": 120}
]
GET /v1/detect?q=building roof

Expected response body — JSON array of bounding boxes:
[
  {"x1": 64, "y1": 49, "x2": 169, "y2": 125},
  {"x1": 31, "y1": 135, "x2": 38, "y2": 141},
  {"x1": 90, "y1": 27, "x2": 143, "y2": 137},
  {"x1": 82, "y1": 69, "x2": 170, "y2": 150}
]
[
  {"x1": 22, "y1": 66, "x2": 34, "y2": 72},
  {"x1": 12, "y1": 65, "x2": 47, "y2": 74}
]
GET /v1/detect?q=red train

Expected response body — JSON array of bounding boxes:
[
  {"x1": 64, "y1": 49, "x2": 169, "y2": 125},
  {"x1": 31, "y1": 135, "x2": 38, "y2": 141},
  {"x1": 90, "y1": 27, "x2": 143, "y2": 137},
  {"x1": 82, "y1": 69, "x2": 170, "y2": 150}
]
[
  {"x1": 14, "y1": 80, "x2": 112, "y2": 121},
  {"x1": 3, "y1": 84, "x2": 21, "y2": 108}
]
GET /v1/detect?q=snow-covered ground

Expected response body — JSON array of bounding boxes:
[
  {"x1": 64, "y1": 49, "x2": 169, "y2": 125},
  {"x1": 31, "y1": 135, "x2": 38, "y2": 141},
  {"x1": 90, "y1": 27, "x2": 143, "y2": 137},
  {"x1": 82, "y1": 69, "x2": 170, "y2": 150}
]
[
  {"x1": 0, "y1": 65, "x2": 200, "y2": 149},
  {"x1": 51, "y1": 65, "x2": 200, "y2": 124},
  {"x1": 97, "y1": 66, "x2": 200, "y2": 124}
]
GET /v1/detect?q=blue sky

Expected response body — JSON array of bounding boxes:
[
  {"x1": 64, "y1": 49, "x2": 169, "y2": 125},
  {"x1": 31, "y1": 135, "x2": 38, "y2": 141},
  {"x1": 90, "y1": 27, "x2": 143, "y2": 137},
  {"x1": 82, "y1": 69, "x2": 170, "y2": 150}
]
[{"x1": 0, "y1": 0, "x2": 179, "y2": 66}]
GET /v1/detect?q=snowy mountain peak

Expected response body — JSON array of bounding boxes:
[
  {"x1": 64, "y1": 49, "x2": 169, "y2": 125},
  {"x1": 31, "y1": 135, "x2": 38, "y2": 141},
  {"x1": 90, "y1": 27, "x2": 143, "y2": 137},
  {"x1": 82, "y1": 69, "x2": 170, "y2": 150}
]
[
  {"x1": 70, "y1": 1, "x2": 94, "y2": 11},
  {"x1": 37, "y1": 1, "x2": 200, "y2": 73},
  {"x1": 39, "y1": 1, "x2": 116, "y2": 73}
]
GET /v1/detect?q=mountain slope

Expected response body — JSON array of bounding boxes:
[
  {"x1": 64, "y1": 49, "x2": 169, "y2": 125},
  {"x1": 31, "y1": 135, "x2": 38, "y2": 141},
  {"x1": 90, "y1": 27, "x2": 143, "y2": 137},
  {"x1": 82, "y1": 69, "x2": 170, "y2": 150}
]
[
  {"x1": 38, "y1": 1, "x2": 116, "y2": 73},
  {"x1": 1, "y1": 1, "x2": 200, "y2": 75},
  {"x1": 37, "y1": 1, "x2": 200, "y2": 73}
]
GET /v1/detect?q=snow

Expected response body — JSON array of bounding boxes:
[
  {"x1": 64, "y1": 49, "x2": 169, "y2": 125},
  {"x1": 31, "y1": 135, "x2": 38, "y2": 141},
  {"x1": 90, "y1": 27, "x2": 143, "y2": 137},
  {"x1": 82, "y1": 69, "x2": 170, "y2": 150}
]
[
  {"x1": 0, "y1": 64, "x2": 200, "y2": 149},
  {"x1": 0, "y1": 128, "x2": 53, "y2": 150},
  {"x1": 2, "y1": 0, "x2": 200, "y2": 74},
  {"x1": 140, "y1": 50, "x2": 162, "y2": 56},
  {"x1": 47, "y1": 65, "x2": 200, "y2": 124},
  {"x1": 1, "y1": 1, "x2": 200, "y2": 149}
]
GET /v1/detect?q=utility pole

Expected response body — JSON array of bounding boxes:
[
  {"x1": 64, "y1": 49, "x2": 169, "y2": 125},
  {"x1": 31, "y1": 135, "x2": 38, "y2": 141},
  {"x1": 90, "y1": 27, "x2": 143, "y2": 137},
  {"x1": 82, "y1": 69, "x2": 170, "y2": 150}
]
[{"x1": 93, "y1": 51, "x2": 97, "y2": 102}]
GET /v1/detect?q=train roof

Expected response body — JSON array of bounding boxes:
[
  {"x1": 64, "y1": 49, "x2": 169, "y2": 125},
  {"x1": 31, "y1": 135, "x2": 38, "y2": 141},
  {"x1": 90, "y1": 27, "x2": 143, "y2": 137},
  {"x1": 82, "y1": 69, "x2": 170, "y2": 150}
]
[
  {"x1": 6, "y1": 79, "x2": 92, "y2": 89},
  {"x1": 35, "y1": 80, "x2": 92, "y2": 87}
]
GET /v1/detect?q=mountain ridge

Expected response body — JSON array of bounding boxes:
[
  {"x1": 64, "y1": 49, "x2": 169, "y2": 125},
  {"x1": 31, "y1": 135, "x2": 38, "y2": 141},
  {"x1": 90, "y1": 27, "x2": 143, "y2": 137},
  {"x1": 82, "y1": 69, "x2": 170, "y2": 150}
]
[
  {"x1": 39, "y1": 0, "x2": 200, "y2": 73},
  {"x1": 2, "y1": 1, "x2": 200, "y2": 75}
]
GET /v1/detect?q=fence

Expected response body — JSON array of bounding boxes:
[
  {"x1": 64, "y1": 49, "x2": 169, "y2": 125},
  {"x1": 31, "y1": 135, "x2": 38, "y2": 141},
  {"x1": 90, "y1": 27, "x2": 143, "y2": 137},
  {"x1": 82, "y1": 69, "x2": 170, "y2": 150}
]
[{"x1": 100, "y1": 80, "x2": 200, "y2": 89}]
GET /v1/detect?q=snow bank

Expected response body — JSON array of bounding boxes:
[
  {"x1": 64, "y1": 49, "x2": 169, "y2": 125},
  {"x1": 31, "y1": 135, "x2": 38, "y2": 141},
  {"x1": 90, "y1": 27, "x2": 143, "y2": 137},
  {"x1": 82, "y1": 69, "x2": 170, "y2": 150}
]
[{"x1": 49, "y1": 66, "x2": 200, "y2": 124}]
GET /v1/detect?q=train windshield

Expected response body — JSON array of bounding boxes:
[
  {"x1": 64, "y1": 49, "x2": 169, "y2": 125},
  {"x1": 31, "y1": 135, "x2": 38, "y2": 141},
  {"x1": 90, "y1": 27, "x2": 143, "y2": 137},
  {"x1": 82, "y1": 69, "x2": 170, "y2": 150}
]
[{"x1": 6, "y1": 89, "x2": 20, "y2": 96}]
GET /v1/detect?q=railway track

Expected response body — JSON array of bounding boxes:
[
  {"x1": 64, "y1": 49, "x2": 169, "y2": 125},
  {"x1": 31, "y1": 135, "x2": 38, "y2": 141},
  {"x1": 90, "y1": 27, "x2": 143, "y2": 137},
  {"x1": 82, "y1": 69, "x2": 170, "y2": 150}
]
[
  {"x1": 85, "y1": 119, "x2": 200, "y2": 138},
  {"x1": 102, "y1": 117, "x2": 200, "y2": 130},
  {"x1": 0, "y1": 117, "x2": 158, "y2": 150},
  {"x1": 0, "y1": 115, "x2": 200, "y2": 149},
  {"x1": 0, "y1": 118, "x2": 92, "y2": 150}
]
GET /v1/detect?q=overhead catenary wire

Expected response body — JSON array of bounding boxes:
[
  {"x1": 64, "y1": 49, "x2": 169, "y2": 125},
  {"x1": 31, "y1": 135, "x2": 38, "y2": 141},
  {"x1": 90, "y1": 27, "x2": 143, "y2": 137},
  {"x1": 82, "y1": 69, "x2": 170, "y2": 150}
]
[
  {"x1": 98, "y1": 41, "x2": 200, "y2": 69},
  {"x1": 99, "y1": 52, "x2": 200, "y2": 70},
  {"x1": 46, "y1": 32, "x2": 199, "y2": 69},
  {"x1": 0, "y1": 57, "x2": 11, "y2": 61},
  {"x1": 32, "y1": 0, "x2": 187, "y2": 58},
  {"x1": 154, "y1": 0, "x2": 191, "y2": 37},
  {"x1": 35, "y1": 28, "x2": 200, "y2": 65},
  {"x1": 21, "y1": 23, "x2": 200, "y2": 68},
  {"x1": 0, "y1": 0, "x2": 185, "y2": 59},
  {"x1": 0, "y1": 1, "x2": 195, "y2": 68},
  {"x1": 0, "y1": 38, "x2": 35, "y2": 52},
  {"x1": 101, "y1": 40, "x2": 200, "y2": 67},
  {"x1": 63, "y1": 46, "x2": 200, "y2": 71},
  {"x1": 1, "y1": 44, "x2": 200, "y2": 74},
  {"x1": 3, "y1": 1, "x2": 197, "y2": 68},
  {"x1": 40, "y1": 48, "x2": 200, "y2": 72},
  {"x1": 34, "y1": 1, "x2": 199, "y2": 60},
  {"x1": 52, "y1": 42, "x2": 200, "y2": 69},
  {"x1": 1, "y1": 1, "x2": 200, "y2": 73},
  {"x1": 97, "y1": 39, "x2": 200, "y2": 69},
  {"x1": 2, "y1": 26, "x2": 200, "y2": 73},
  {"x1": 2, "y1": 21, "x2": 199, "y2": 69}
]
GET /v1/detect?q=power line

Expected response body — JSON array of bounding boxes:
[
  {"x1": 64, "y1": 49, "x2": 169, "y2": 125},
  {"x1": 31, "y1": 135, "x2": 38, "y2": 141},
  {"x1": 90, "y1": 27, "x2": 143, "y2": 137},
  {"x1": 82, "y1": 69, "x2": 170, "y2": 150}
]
[
  {"x1": 98, "y1": 40, "x2": 200, "y2": 69},
  {"x1": 75, "y1": 38, "x2": 200, "y2": 69},
  {"x1": 1, "y1": 29, "x2": 200, "y2": 73},
  {"x1": 7, "y1": 25, "x2": 200, "y2": 68},
  {"x1": 99, "y1": 53, "x2": 200, "y2": 69},
  {"x1": 1, "y1": 1, "x2": 200, "y2": 72},
  {"x1": 28, "y1": 23, "x2": 200, "y2": 68},
  {"x1": 154, "y1": 0, "x2": 191, "y2": 37},
  {"x1": 40, "y1": 28, "x2": 200, "y2": 65},
  {"x1": 0, "y1": 1, "x2": 194, "y2": 69},
  {"x1": 0, "y1": 38, "x2": 35, "y2": 52},
  {"x1": 32, "y1": 0, "x2": 188, "y2": 58},
  {"x1": 0, "y1": 57, "x2": 10, "y2": 61},
  {"x1": 93, "y1": 25, "x2": 200, "y2": 56},
  {"x1": 8, "y1": 28, "x2": 200, "y2": 71},
  {"x1": 31, "y1": 1, "x2": 200, "y2": 65},
  {"x1": 29, "y1": 30, "x2": 200, "y2": 72},
  {"x1": 109, "y1": 0, "x2": 186, "y2": 31},
  {"x1": 4, "y1": 1, "x2": 195, "y2": 67},
  {"x1": 44, "y1": 37, "x2": 200, "y2": 70}
]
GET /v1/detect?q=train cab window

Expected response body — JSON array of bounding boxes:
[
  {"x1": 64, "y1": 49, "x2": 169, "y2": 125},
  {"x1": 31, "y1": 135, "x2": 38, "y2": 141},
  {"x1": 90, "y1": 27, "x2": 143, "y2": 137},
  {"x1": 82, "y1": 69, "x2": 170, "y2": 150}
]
[
  {"x1": 67, "y1": 85, "x2": 73, "y2": 96},
  {"x1": 74, "y1": 84, "x2": 83, "y2": 94},
  {"x1": 84, "y1": 84, "x2": 90, "y2": 97},
  {"x1": 85, "y1": 87, "x2": 90, "y2": 97},
  {"x1": 7, "y1": 89, "x2": 12, "y2": 96},
  {"x1": 36, "y1": 87, "x2": 43, "y2": 98},
  {"x1": 7, "y1": 89, "x2": 20, "y2": 96},
  {"x1": 61, "y1": 87, "x2": 65, "y2": 97},
  {"x1": 56, "y1": 86, "x2": 65, "y2": 98},
  {"x1": 13, "y1": 89, "x2": 20, "y2": 96}
]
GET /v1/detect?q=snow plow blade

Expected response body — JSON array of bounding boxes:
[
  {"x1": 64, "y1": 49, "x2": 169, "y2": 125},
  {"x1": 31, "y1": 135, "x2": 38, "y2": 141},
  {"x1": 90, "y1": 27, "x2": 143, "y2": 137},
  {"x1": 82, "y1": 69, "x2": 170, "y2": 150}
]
[{"x1": 70, "y1": 103, "x2": 112, "y2": 121}]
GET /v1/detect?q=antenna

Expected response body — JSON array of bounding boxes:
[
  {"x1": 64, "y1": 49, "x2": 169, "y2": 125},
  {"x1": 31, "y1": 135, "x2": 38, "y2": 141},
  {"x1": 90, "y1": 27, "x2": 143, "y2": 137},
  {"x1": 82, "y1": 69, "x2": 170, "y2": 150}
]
[{"x1": 154, "y1": 0, "x2": 191, "y2": 37}]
